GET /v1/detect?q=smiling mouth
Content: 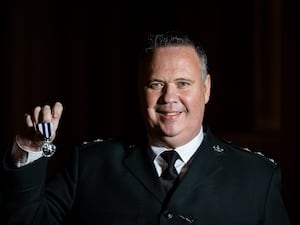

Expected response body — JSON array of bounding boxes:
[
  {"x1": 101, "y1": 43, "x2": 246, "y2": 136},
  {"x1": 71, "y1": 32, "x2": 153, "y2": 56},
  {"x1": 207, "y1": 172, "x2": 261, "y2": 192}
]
[
  {"x1": 157, "y1": 111, "x2": 182, "y2": 120},
  {"x1": 158, "y1": 111, "x2": 182, "y2": 115}
]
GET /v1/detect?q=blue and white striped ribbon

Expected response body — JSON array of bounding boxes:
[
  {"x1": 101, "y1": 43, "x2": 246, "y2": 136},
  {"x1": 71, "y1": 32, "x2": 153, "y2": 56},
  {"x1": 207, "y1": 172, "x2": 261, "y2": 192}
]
[{"x1": 37, "y1": 122, "x2": 53, "y2": 139}]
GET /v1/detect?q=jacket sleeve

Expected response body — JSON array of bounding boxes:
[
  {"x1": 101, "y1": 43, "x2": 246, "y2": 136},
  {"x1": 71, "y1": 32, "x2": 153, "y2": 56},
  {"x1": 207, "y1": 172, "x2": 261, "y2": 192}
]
[
  {"x1": 1, "y1": 147, "x2": 79, "y2": 225},
  {"x1": 263, "y1": 166, "x2": 290, "y2": 225}
]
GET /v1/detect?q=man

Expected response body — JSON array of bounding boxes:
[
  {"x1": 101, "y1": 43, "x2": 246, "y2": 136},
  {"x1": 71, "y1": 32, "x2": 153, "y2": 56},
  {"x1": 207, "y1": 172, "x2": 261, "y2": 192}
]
[{"x1": 1, "y1": 31, "x2": 290, "y2": 225}]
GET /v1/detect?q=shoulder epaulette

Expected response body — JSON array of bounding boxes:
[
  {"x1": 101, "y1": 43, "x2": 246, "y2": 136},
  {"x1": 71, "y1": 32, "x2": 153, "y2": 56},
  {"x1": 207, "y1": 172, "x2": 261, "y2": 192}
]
[
  {"x1": 221, "y1": 139, "x2": 277, "y2": 166},
  {"x1": 240, "y1": 146, "x2": 277, "y2": 166}
]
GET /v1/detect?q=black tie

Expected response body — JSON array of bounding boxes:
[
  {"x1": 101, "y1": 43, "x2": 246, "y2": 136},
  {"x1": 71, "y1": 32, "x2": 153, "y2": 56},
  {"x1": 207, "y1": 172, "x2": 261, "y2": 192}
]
[{"x1": 160, "y1": 150, "x2": 180, "y2": 193}]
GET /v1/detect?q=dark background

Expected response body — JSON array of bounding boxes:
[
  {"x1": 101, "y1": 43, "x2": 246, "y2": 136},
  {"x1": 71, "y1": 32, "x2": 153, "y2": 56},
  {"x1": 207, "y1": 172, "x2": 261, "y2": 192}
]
[{"x1": 0, "y1": 0, "x2": 298, "y2": 224}]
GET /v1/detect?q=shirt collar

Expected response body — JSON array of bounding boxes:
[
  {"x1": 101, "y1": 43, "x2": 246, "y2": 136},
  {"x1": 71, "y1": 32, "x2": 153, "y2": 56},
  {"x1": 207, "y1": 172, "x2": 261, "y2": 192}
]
[{"x1": 151, "y1": 126, "x2": 204, "y2": 163}]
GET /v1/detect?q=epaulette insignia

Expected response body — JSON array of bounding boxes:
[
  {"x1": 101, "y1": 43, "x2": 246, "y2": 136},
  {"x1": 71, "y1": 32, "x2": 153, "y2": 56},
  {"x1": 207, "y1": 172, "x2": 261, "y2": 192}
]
[
  {"x1": 269, "y1": 158, "x2": 276, "y2": 164},
  {"x1": 254, "y1": 151, "x2": 277, "y2": 165},
  {"x1": 128, "y1": 144, "x2": 136, "y2": 149},
  {"x1": 241, "y1": 147, "x2": 251, "y2": 152},
  {"x1": 240, "y1": 147, "x2": 277, "y2": 165},
  {"x1": 82, "y1": 138, "x2": 104, "y2": 145},
  {"x1": 255, "y1": 151, "x2": 264, "y2": 156},
  {"x1": 223, "y1": 138, "x2": 277, "y2": 165}
]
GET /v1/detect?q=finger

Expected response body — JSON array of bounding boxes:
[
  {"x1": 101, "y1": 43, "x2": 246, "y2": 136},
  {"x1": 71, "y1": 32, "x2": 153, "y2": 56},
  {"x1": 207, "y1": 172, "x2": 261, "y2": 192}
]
[
  {"x1": 41, "y1": 105, "x2": 52, "y2": 122},
  {"x1": 25, "y1": 113, "x2": 34, "y2": 128},
  {"x1": 52, "y1": 102, "x2": 63, "y2": 119},
  {"x1": 19, "y1": 113, "x2": 40, "y2": 142},
  {"x1": 33, "y1": 106, "x2": 41, "y2": 125},
  {"x1": 51, "y1": 102, "x2": 63, "y2": 131}
]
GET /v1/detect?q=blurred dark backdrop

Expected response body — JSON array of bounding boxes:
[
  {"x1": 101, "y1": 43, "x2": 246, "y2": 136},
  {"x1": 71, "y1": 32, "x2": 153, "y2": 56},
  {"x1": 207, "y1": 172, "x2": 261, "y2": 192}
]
[{"x1": 0, "y1": 0, "x2": 298, "y2": 224}]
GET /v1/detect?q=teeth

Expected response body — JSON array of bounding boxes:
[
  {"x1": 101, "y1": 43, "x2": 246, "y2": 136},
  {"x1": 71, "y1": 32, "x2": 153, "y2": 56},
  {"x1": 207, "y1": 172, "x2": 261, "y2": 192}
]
[{"x1": 164, "y1": 112, "x2": 179, "y2": 115}]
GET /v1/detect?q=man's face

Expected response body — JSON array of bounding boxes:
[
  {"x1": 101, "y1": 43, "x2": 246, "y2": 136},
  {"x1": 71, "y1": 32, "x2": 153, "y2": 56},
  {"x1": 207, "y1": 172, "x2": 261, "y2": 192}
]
[{"x1": 139, "y1": 46, "x2": 211, "y2": 147}]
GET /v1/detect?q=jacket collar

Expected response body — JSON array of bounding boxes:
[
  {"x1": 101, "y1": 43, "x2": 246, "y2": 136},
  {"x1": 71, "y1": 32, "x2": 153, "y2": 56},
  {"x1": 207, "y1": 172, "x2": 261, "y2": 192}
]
[{"x1": 123, "y1": 127, "x2": 225, "y2": 203}]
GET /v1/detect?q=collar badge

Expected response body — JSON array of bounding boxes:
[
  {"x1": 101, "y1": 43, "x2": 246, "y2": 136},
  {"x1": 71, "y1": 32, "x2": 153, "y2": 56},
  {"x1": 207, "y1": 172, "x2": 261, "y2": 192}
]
[{"x1": 212, "y1": 145, "x2": 224, "y2": 153}]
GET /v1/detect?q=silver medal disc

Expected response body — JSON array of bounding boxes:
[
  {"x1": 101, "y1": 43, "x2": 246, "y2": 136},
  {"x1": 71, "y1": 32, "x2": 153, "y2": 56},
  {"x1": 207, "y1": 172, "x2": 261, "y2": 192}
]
[{"x1": 41, "y1": 140, "x2": 56, "y2": 157}]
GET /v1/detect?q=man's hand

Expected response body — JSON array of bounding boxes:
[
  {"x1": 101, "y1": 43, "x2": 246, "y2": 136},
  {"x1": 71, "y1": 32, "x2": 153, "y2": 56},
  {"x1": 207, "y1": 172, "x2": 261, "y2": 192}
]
[{"x1": 15, "y1": 102, "x2": 64, "y2": 152}]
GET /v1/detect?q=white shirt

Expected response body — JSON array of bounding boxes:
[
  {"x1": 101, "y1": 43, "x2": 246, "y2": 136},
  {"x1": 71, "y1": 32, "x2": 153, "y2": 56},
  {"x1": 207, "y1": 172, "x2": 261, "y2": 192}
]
[{"x1": 151, "y1": 127, "x2": 204, "y2": 177}]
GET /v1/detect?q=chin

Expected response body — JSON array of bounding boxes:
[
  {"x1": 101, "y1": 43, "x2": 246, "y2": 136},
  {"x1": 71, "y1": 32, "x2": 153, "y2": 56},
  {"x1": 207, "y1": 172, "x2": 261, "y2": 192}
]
[{"x1": 160, "y1": 128, "x2": 182, "y2": 138}]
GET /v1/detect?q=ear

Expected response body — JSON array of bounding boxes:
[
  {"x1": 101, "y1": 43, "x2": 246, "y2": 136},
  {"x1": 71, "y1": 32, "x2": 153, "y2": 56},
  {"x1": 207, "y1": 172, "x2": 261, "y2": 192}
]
[{"x1": 203, "y1": 74, "x2": 211, "y2": 104}]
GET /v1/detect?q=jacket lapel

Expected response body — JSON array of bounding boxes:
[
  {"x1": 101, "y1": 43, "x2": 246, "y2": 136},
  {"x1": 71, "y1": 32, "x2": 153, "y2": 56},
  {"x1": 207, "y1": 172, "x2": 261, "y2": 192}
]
[
  {"x1": 123, "y1": 129, "x2": 225, "y2": 205},
  {"x1": 169, "y1": 131, "x2": 225, "y2": 203},
  {"x1": 123, "y1": 144, "x2": 166, "y2": 203}
]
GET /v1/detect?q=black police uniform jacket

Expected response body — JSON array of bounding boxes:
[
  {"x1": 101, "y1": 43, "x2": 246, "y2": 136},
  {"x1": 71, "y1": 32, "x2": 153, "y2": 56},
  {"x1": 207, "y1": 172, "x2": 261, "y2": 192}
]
[{"x1": 2, "y1": 128, "x2": 290, "y2": 225}]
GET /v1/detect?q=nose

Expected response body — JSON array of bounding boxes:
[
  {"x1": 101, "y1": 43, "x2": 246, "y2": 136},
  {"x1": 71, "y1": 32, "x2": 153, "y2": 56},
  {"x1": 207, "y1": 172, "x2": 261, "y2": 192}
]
[{"x1": 159, "y1": 84, "x2": 178, "y2": 104}]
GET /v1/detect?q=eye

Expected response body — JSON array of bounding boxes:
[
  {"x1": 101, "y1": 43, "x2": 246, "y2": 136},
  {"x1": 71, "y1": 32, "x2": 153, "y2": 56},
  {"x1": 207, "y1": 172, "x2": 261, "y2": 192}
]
[
  {"x1": 177, "y1": 81, "x2": 191, "y2": 88},
  {"x1": 147, "y1": 81, "x2": 165, "y2": 90}
]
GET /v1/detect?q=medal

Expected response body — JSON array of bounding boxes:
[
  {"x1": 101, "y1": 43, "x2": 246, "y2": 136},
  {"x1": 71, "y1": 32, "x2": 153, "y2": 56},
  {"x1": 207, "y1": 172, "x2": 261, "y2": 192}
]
[{"x1": 36, "y1": 122, "x2": 56, "y2": 157}]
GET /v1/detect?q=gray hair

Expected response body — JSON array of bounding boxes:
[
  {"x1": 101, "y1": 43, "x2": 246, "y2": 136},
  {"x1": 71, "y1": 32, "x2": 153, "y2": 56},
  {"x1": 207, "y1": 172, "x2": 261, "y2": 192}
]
[{"x1": 141, "y1": 31, "x2": 208, "y2": 81}]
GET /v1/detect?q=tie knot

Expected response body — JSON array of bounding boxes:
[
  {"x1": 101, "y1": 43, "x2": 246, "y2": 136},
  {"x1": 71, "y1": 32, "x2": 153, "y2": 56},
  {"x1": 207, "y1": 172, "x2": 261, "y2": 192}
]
[
  {"x1": 160, "y1": 151, "x2": 180, "y2": 192},
  {"x1": 160, "y1": 150, "x2": 180, "y2": 167}
]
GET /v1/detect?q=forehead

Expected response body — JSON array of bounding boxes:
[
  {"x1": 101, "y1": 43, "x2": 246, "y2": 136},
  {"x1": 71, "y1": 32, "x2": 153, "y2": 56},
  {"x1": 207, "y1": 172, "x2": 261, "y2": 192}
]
[
  {"x1": 138, "y1": 46, "x2": 202, "y2": 83},
  {"x1": 149, "y1": 46, "x2": 201, "y2": 76}
]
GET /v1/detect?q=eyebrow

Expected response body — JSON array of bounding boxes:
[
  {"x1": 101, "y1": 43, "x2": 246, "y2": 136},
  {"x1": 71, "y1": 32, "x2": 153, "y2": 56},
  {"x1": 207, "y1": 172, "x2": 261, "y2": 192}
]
[
  {"x1": 147, "y1": 77, "x2": 195, "y2": 82},
  {"x1": 174, "y1": 78, "x2": 195, "y2": 83}
]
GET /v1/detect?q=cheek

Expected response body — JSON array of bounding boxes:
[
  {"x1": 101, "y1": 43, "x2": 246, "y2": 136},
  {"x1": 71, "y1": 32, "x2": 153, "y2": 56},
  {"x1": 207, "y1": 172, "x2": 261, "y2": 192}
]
[
  {"x1": 144, "y1": 91, "x2": 159, "y2": 108},
  {"x1": 184, "y1": 92, "x2": 205, "y2": 112}
]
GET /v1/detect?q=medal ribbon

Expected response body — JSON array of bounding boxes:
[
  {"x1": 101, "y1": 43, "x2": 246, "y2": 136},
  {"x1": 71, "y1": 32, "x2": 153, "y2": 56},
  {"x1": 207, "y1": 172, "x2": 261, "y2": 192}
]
[
  {"x1": 36, "y1": 122, "x2": 56, "y2": 157},
  {"x1": 37, "y1": 122, "x2": 53, "y2": 140}
]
